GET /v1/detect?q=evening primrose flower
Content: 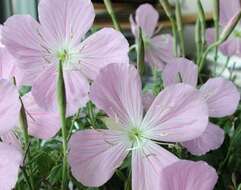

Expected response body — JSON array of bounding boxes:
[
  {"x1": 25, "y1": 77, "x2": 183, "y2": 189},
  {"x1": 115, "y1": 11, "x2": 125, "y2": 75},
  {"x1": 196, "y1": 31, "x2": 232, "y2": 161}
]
[
  {"x1": 2, "y1": 0, "x2": 129, "y2": 116},
  {"x1": 163, "y1": 58, "x2": 240, "y2": 155},
  {"x1": 68, "y1": 63, "x2": 208, "y2": 189},
  {"x1": 130, "y1": 4, "x2": 175, "y2": 70},
  {"x1": 160, "y1": 160, "x2": 218, "y2": 190}
]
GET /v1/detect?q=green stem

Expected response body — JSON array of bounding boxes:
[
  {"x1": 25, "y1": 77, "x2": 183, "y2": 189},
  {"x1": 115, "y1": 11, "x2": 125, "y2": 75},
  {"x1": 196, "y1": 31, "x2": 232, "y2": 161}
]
[
  {"x1": 175, "y1": 0, "x2": 185, "y2": 56},
  {"x1": 87, "y1": 102, "x2": 96, "y2": 128},
  {"x1": 18, "y1": 89, "x2": 35, "y2": 190},
  {"x1": 213, "y1": 0, "x2": 220, "y2": 61},
  {"x1": 136, "y1": 27, "x2": 145, "y2": 76},
  {"x1": 67, "y1": 109, "x2": 81, "y2": 141},
  {"x1": 217, "y1": 56, "x2": 230, "y2": 76},
  {"x1": 199, "y1": 10, "x2": 241, "y2": 72},
  {"x1": 199, "y1": 41, "x2": 220, "y2": 72},
  {"x1": 103, "y1": 0, "x2": 121, "y2": 31},
  {"x1": 159, "y1": 0, "x2": 179, "y2": 56},
  {"x1": 57, "y1": 60, "x2": 68, "y2": 190},
  {"x1": 197, "y1": 0, "x2": 206, "y2": 61},
  {"x1": 195, "y1": 19, "x2": 202, "y2": 63},
  {"x1": 19, "y1": 99, "x2": 29, "y2": 149}
]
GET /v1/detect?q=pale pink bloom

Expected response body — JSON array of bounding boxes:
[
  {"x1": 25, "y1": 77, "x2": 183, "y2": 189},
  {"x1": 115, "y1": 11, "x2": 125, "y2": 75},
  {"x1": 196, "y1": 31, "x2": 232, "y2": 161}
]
[
  {"x1": 1, "y1": 131, "x2": 22, "y2": 152},
  {"x1": 142, "y1": 91, "x2": 155, "y2": 112},
  {"x1": 0, "y1": 24, "x2": 24, "y2": 84},
  {"x1": 0, "y1": 143, "x2": 22, "y2": 190},
  {"x1": 163, "y1": 58, "x2": 240, "y2": 155},
  {"x1": 160, "y1": 160, "x2": 218, "y2": 190},
  {"x1": 206, "y1": 0, "x2": 241, "y2": 57},
  {"x1": 0, "y1": 79, "x2": 20, "y2": 135},
  {"x1": 22, "y1": 93, "x2": 60, "y2": 140},
  {"x1": 130, "y1": 4, "x2": 175, "y2": 70},
  {"x1": 0, "y1": 30, "x2": 60, "y2": 140},
  {"x1": 68, "y1": 63, "x2": 209, "y2": 189},
  {"x1": 2, "y1": 0, "x2": 129, "y2": 116}
]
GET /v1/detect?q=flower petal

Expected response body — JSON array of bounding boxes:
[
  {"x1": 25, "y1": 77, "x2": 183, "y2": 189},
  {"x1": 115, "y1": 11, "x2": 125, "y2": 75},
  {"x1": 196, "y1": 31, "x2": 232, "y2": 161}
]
[
  {"x1": 200, "y1": 77, "x2": 240, "y2": 117},
  {"x1": 32, "y1": 65, "x2": 89, "y2": 116},
  {"x1": 145, "y1": 34, "x2": 175, "y2": 70},
  {"x1": 78, "y1": 28, "x2": 129, "y2": 80},
  {"x1": 206, "y1": 28, "x2": 241, "y2": 57},
  {"x1": 0, "y1": 79, "x2": 21, "y2": 135},
  {"x1": 22, "y1": 93, "x2": 60, "y2": 140},
  {"x1": 68, "y1": 129, "x2": 129, "y2": 187},
  {"x1": 31, "y1": 65, "x2": 57, "y2": 112},
  {"x1": 64, "y1": 70, "x2": 90, "y2": 116},
  {"x1": 2, "y1": 15, "x2": 45, "y2": 85},
  {"x1": 220, "y1": 37, "x2": 241, "y2": 57},
  {"x1": 182, "y1": 122, "x2": 225, "y2": 155},
  {"x1": 161, "y1": 160, "x2": 218, "y2": 190},
  {"x1": 38, "y1": 0, "x2": 95, "y2": 44},
  {"x1": 0, "y1": 47, "x2": 16, "y2": 80},
  {"x1": 134, "y1": 4, "x2": 159, "y2": 37},
  {"x1": 142, "y1": 92, "x2": 155, "y2": 112},
  {"x1": 163, "y1": 58, "x2": 198, "y2": 87},
  {"x1": 142, "y1": 83, "x2": 208, "y2": 142},
  {"x1": 0, "y1": 142, "x2": 22, "y2": 190},
  {"x1": 90, "y1": 63, "x2": 143, "y2": 126},
  {"x1": 220, "y1": 0, "x2": 241, "y2": 26},
  {"x1": 132, "y1": 141, "x2": 178, "y2": 190},
  {"x1": 1, "y1": 132, "x2": 22, "y2": 152}
]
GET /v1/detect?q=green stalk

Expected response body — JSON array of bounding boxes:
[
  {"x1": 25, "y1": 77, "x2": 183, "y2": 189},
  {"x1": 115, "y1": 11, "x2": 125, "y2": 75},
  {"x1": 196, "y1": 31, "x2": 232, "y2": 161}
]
[
  {"x1": 213, "y1": 0, "x2": 220, "y2": 61},
  {"x1": 103, "y1": 0, "x2": 121, "y2": 31},
  {"x1": 13, "y1": 75, "x2": 35, "y2": 190},
  {"x1": 197, "y1": 0, "x2": 206, "y2": 63},
  {"x1": 136, "y1": 27, "x2": 145, "y2": 76},
  {"x1": 19, "y1": 99, "x2": 35, "y2": 190},
  {"x1": 57, "y1": 60, "x2": 68, "y2": 190},
  {"x1": 195, "y1": 19, "x2": 202, "y2": 63},
  {"x1": 159, "y1": 0, "x2": 179, "y2": 56},
  {"x1": 199, "y1": 10, "x2": 241, "y2": 72},
  {"x1": 19, "y1": 99, "x2": 29, "y2": 149},
  {"x1": 175, "y1": 0, "x2": 185, "y2": 56}
]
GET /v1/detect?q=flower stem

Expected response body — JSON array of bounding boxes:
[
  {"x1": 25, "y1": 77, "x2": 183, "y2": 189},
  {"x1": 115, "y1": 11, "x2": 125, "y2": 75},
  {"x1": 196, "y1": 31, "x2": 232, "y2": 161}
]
[
  {"x1": 15, "y1": 75, "x2": 35, "y2": 190},
  {"x1": 175, "y1": 0, "x2": 185, "y2": 57},
  {"x1": 199, "y1": 10, "x2": 241, "y2": 72},
  {"x1": 57, "y1": 60, "x2": 68, "y2": 190},
  {"x1": 136, "y1": 27, "x2": 145, "y2": 76},
  {"x1": 213, "y1": 0, "x2": 220, "y2": 61},
  {"x1": 195, "y1": 18, "x2": 202, "y2": 63},
  {"x1": 159, "y1": 0, "x2": 179, "y2": 56},
  {"x1": 197, "y1": 0, "x2": 206, "y2": 62},
  {"x1": 103, "y1": 0, "x2": 121, "y2": 31}
]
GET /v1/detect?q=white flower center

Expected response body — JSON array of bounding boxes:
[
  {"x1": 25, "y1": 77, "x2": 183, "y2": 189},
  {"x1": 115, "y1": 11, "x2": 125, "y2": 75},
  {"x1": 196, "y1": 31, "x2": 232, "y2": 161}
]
[
  {"x1": 127, "y1": 127, "x2": 147, "y2": 150},
  {"x1": 55, "y1": 43, "x2": 80, "y2": 70}
]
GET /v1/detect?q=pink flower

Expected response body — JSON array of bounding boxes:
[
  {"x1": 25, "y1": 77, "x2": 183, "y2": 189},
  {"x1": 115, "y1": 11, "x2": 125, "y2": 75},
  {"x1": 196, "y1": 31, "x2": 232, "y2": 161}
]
[
  {"x1": 130, "y1": 4, "x2": 175, "y2": 70},
  {"x1": 22, "y1": 93, "x2": 61, "y2": 140},
  {"x1": 2, "y1": 0, "x2": 129, "y2": 116},
  {"x1": 160, "y1": 160, "x2": 218, "y2": 190},
  {"x1": 68, "y1": 63, "x2": 209, "y2": 189},
  {"x1": 0, "y1": 28, "x2": 22, "y2": 189},
  {"x1": 206, "y1": 0, "x2": 241, "y2": 57},
  {"x1": 163, "y1": 58, "x2": 240, "y2": 155},
  {"x1": 0, "y1": 79, "x2": 20, "y2": 135},
  {"x1": 0, "y1": 142, "x2": 22, "y2": 190},
  {"x1": 0, "y1": 25, "x2": 60, "y2": 140}
]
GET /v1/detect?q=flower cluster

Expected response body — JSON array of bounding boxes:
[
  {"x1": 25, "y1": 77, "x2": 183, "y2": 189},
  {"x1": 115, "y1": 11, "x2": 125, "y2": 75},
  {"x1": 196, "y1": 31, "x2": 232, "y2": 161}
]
[{"x1": 0, "y1": 0, "x2": 240, "y2": 190}]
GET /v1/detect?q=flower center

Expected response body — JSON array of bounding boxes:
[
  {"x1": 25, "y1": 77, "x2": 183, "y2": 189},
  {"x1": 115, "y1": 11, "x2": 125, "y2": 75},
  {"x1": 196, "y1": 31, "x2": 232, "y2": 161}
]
[
  {"x1": 55, "y1": 43, "x2": 80, "y2": 70},
  {"x1": 128, "y1": 127, "x2": 145, "y2": 146}
]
